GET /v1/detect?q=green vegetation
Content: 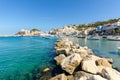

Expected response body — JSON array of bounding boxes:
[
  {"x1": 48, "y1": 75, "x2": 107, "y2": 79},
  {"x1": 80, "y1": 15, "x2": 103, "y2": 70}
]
[
  {"x1": 76, "y1": 18, "x2": 120, "y2": 31},
  {"x1": 30, "y1": 29, "x2": 40, "y2": 33}
]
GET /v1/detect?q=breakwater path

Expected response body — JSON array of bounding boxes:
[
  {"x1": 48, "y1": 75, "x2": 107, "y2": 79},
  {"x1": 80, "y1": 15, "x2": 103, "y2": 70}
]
[{"x1": 49, "y1": 38, "x2": 120, "y2": 80}]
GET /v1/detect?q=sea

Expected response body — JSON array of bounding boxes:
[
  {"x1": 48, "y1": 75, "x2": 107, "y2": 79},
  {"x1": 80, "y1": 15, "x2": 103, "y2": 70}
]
[
  {"x1": 0, "y1": 36, "x2": 120, "y2": 80},
  {"x1": 0, "y1": 36, "x2": 57, "y2": 80}
]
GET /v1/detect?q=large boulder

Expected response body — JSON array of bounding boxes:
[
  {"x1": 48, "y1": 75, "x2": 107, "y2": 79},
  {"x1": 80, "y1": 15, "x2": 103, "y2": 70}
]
[
  {"x1": 81, "y1": 55, "x2": 101, "y2": 74},
  {"x1": 81, "y1": 59, "x2": 98, "y2": 74},
  {"x1": 54, "y1": 54, "x2": 66, "y2": 65},
  {"x1": 96, "y1": 59, "x2": 112, "y2": 68},
  {"x1": 61, "y1": 53, "x2": 82, "y2": 74},
  {"x1": 74, "y1": 71, "x2": 107, "y2": 80},
  {"x1": 50, "y1": 74, "x2": 67, "y2": 80}
]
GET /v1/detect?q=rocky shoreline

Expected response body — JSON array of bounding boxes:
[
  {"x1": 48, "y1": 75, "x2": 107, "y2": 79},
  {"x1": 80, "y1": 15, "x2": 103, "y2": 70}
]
[{"x1": 37, "y1": 38, "x2": 120, "y2": 80}]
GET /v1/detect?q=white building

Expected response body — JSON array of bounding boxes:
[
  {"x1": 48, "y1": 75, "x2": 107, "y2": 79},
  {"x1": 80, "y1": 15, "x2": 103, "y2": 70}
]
[{"x1": 117, "y1": 20, "x2": 120, "y2": 26}]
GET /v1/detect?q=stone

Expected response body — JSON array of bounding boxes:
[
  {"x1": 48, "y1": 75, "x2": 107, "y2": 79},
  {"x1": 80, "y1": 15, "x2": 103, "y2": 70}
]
[
  {"x1": 81, "y1": 55, "x2": 102, "y2": 74},
  {"x1": 96, "y1": 59, "x2": 112, "y2": 68},
  {"x1": 74, "y1": 71, "x2": 107, "y2": 80},
  {"x1": 50, "y1": 74, "x2": 67, "y2": 80},
  {"x1": 106, "y1": 58, "x2": 113, "y2": 64},
  {"x1": 67, "y1": 75, "x2": 74, "y2": 80},
  {"x1": 91, "y1": 75, "x2": 107, "y2": 80},
  {"x1": 56, "y1": 48, "x2": 70, "y2": 56},
  {"x1": 81, "y1": 59, "x2": 98, "y2": 74},
  {"x1": 54, "y1": 54, "x2": 66, "y2": 65},
  {"x1": 100, "y1": 67, "x2": 120, "y2": 80},
  {"x1": 114, "y1": 67, "x2": 120, "y2": 72},
  {"x1": 86, "y1": 49, "x2": 94, "y2": 55},
  {"x1": 61, "y1": 53, "x2": 82, "y2": 74},
  {"x1": 77, "y1": 49, "x2": 88, "y2": 58},
  {"x1": 43, "y1": 68, "x2": 50, "y2": 72}
]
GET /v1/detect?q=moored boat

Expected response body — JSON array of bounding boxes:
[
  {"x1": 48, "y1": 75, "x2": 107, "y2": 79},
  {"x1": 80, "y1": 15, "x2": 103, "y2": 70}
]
[
  {"x1": 87, "y1": 35, "x2": 100, "y2": 40},
  {"x1": 77, "y1": 35, "x2": 85, "y2": 38},
  {"x1": 107, "y1": 36, "x2": 120, "y2": 41}
]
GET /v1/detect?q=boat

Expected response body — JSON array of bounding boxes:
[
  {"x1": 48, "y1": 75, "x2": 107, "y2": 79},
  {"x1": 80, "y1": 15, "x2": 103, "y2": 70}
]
[
  {"x1": 77, "y1": 35, "x2": 85, "y2": 38},
  {"x1": 87, "y1": 35, "x2": 100, "y2": 40},
  {"x1": 102, "y1": 35, "x2": 107, "y2": 38},
  {"x1": 107, "y1": 36, "x2": 120, "y2": 41}
]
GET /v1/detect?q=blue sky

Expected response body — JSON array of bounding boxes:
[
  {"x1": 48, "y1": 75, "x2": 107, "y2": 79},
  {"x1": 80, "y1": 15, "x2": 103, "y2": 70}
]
[{"x1": 0, "y1": 0, "x2": 120, "y2": 34}]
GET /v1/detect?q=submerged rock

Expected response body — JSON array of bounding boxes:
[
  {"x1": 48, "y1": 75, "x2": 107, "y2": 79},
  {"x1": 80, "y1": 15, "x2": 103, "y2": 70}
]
[
  {"x1": 61, "y1": 53, "x2": 82, "y2": 74},
  {"x1": 43, "y1": 68, "x2": 51, "y2": 72}
]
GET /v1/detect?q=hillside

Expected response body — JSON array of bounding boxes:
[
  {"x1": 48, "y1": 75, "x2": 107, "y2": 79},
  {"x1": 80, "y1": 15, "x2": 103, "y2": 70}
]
[{"x1": 75, "y1": 18, "x2": 120, "y2": 31}]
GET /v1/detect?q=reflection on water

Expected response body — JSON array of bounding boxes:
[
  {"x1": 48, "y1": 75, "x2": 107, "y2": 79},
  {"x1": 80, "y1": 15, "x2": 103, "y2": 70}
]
[{"x1": 69, "y1": 37, "x2": 120, "y2": 67}]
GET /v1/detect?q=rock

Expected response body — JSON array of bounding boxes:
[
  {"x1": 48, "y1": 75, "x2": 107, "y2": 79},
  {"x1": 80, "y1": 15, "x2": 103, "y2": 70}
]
[
  {"x1": 74, "y1": 71, "x2": 92, "y2": 80},
  {"x1": 75, "y1": 44, "x2": 80, "y2": 49},
  {"x1": 86, "y1": 49, "x2": 94, "y2": 55},
  {"x1": 96, "y1": 59, "x2": 112, "y2": 68},
  {"x1": 106, "y1": 58, "x2": 113, "y2": 64},
  {"x1": 67, "y1": 75, "x2": 74, "y2": 80},
  {"x1": 99, "y1": 67, "x2": 120, "y2": 80},
  {"x1": 74, "y1": 71, "x2": 107, "y2": 80},
  {"x1": 81, "y1": 59, "x2": 98, "y2": 74},
  {"x1": 81, "y1": 55, "x2": 98, "y2": 74},
  {"x1": 61, "y1": 53, "x2": 82, "y2": 74},
  {"x1": 54, "y1": 54, "x2": 66, "y2": 65},
  {"x1": 87, "y1": 55, "x2": 101, "y2": 61},
  {"x1": 77, "y1": 49, "x2": 88, "y2": 58},
  {"x1": 55, "y1": 38, "x2": 74, "y2": 49},
  {"x1": 50, "y1": 73, "x2": 67, "y2": 80},
  {"x1": 56, "y1": 48, "x2": 70, "y2": 56},
  {"x1": 114, "y1": 67, "x2": 120, "y2": 72},
  {"x1": 91, "y1": 75, "x2": 107, "y2": 80},
  {"x1": 43, "y1": 68, "x2": 50, "y2": 72}
]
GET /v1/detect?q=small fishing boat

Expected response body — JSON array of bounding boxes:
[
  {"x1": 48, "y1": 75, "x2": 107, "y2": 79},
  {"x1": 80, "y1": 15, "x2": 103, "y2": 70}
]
[
  {"x1": 107, "y1": 36, "x2": 120, "y2": 41},
  {"x1": 102, "y1": 35, "x2": 107, "y2": 38},
  {"x1": 77, "y1": 35, "x2": 85, "y2": 38}
]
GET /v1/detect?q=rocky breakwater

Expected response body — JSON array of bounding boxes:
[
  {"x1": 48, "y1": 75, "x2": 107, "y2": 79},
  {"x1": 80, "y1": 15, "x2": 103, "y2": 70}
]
[{"x1": 50, "y1": 38, "x2": 120, "y2": 80}]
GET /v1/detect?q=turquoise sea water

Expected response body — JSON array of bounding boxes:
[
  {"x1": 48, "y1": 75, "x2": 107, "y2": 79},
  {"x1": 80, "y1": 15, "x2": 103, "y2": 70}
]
[
  {"x1": 69, "y1": 37, "x2": 120, "y2": 68},
  {"x1": 0, "y1": 36, "x2": 57, "y2": 80}
]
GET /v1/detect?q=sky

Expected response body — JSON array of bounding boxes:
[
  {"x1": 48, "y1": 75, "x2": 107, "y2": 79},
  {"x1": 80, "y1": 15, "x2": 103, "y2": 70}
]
[{"x1": 0, "y1": 0, "x2": 120, "y2": 34}]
